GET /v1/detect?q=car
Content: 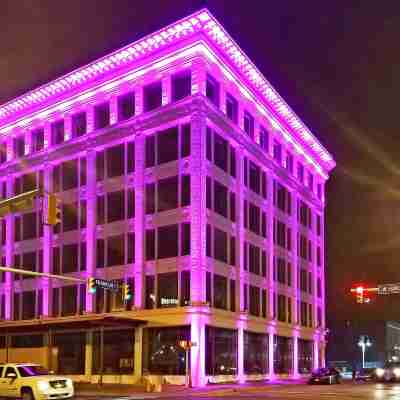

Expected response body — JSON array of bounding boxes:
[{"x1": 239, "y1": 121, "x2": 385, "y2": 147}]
[
  {"x1": 375, "y1": 362, "x2": 400, "y2": 382},
  {"x1": 355, "y1": 368, "x2": 376, "y2": 381},
  {"x1": 308, "y1": 367, "x2": 341, "y2": 384},
  {"x1": 0, "y1": 363, "x2": 74, "y2": 400}
]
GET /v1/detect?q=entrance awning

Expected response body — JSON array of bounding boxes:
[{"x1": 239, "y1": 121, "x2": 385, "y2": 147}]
[{"x1": 0, "y1": 313, "x2": 146, "y2": 334}]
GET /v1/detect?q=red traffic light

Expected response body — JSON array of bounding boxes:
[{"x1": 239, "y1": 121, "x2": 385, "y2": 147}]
[{"x1": 355, "y1": 286, "x2": 364, "y2": 294}]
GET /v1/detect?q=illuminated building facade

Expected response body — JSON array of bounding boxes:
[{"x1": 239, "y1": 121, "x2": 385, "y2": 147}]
[{"x1": 0, "y1": 10, "x2": 335, "y2": 386}]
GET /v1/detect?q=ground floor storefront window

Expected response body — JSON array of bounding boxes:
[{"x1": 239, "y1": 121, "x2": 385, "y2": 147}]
[
  {"x1": 244, "y1": 331, "x2": 268, "y2": 375},
  {"x1": 53, "y1": 332, "x2": 85, "y2": 374},
  {"x1": 205, "y1": 326, "x2": 237, "y2": 375},
  {"x1": 92, "y1": 329, "x2": 134, "y2": 374},
  {"x1": 274, "y1": 335, "x2": 293, "y2": 374},
  {"x1": 143, "y1": 326, "x2": 190, "y2": 375},
  {"x1": 298, "y1": 339, "x2": 313, "y2": 373}
]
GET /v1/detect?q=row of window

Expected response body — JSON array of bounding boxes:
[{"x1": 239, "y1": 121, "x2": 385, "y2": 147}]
[
  {"x1": 206, "y1": 177, "x2": 235, "y2": 221},
  {"x1": 244, "y1": 242, "x2": 267, "y2": 277},
  {"x1": 273, "y1": 257, "x2": 292, "y2": 287}
]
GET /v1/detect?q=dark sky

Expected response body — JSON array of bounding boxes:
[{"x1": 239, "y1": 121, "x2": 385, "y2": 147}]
[{"x1": 2, "y1": 0, "x2": 400, "y2": 322}]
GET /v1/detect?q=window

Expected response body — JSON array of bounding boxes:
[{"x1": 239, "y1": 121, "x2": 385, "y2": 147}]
[
  {"x1": 96, "y1": 239, "x2": 105, "y2": 268},
  {"x1": 63, "y1": 244, "x2": 78, "y2": 273},
  {"x1": 181, "y1": 223, "x2": 190, "y2": 256},
  {"x1": 22, "y1": 212, "x2": 37, "y2": 240},
  {"x1": 32, "y1": 128, "x2": 44, "y2": 153},
  {"x1": 317, "y1": 215, "x2": 322, "y2": 236},
  {"x1": 308, "y1": 172, "x2": 314, "y2": 191},
  {"x1": 172, "y1": 71, "x2": 191, "y2": 102},
  {"x1": 107, "y1": 235, "x2": 124, "y2": 266},
  {"x1": 158, "y1": 272, "x2": 178, "y2": 308},
  {"x1": 297, "y1": 162, "x2": 304, "y2": 183},
  {"x1": 158, "y1": 224, "x2": 178, "y2": 259},
  {"x1": 62, "y1": 159, "x2": 78, "y2": 190},
  {"x1": 317, "y1": 183, "x2": 322, "y2": 200},
  {"x1": 226, "y1": 93, "x2": 238, "y2": 123},
  {"x1": 286, "y1": 152, "x2": 293, "y2": 173},
  {"x1": 213, "y1": 274, "x2": 227, "y2": 309},
  {"x1": 214, "y1": 228, "x2": 227, "y2": 263},
  {"x1": 249, "y1": 161, "x2": 260, "y2": 195},
  {"x1": 206, "y1": 74, "x2": 219, "y2": 107},
  {"x1": 107, "y1": 190, "x2": 125, "y2": 222},
  {"x1": 127, "y1": 141, "x2": 135, "y2": 173},
  {"x1": 214, "y1": 180, "x2": 228, "y2": 218},
  {"x1": 249, "y1": 286, "x2": 260, "y2": 316},
  {"x1": 259, "y1": 127, "x2": 269, "y2": 152},
  {"x1": 158, "y1": 176, "x2": 178, "y2": 212},
  {"x1": 249, "y1": 244, "x2": 260, "y2": 275},
  {"x1": 144, "y1": 81, "x2": 162, "y2": 112},
  {"x1": 94, "y1": 102, "x2": 110, "y2": 129},
  {"x1": 145, "y1": 229, "x2": 155, "y2": 261},
  {"x1": 158, "y1": 127, "x2": 178, "y2": 164},
  {"x1": 230, "y1": 146, "x2": 236, "y2": 178},
  {"x1": 249, "y1": 203, "x2": 260, "y2": 235},
  {"x1": 180, "y1": 271, "x2": 190, "y2": 306},
  {"x1": 63, "y1": 203, "x2": 78, "y2": 231},
  {"x1": 243, "y1": 111, "x2": 254, "y2": 139},
  {"x1": 96, "y1": 151, "x2": 105, "y2": 181},
  {"x1": 51, "y1": 120, "x2": 65, "y2": 145},
  {"x1": 106, "y1": 144, "x2": 124, "y2": 178},
  {"x1": 118, "y1": 92, "x2": 135, "y2": 121},
  {"x1": 229, "y1": 192, "x2": 236, "y2": 222},
  {"x1": 145, "y1": 184, "x2": 155, "y2": 215},
  {"x1": 277, "y1": 295, "x2": 286, "y2": 322},
  {"x1": 273, "y1": 140, "x2": 282, "y2": 164},
  {"x1": 229, "y1": 237, "x2": 236, "y2": 266},
  {"x1": 213, "y1": 133, "x2": 228, "y2": 172},
  {"x1": 61, "y1": 285, "x2": 77, "y2": 316},
  {"x1": 145, "y1": 135, "x2": 155, "y2": 167},
  {"x1": 71, "y1": 112, "x2": 87, "y2": 137},
  {"x1": 181, "y1": 175, "x2": 190, "y2": 207},
  {"x1": 14, "y1": 136, "x2": 25, "y2": 158}
]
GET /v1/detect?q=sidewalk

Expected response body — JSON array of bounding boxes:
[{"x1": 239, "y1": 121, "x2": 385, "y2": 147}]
[{"x1": 75, "y1": 378, "x2": 309, "y2": 398}]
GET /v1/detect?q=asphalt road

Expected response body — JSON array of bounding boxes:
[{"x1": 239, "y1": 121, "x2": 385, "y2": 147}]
[{"x1": 75, "y1": 381, "x2": 400, "y2": 400}]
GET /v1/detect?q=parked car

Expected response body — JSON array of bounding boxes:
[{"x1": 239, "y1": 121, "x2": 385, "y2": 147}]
[
  {"x1": 355, "y1": 368, "x2": 376, "y2": 381},
  {"x1": 0, "y1": 363, "x2": 74, "y2": 400},
  {"x1": 308, "y1": 367, "x2": 341, "y2": 384},
  {"x1": 375, "y1": 362, "x2": 400, "y2": 382}
]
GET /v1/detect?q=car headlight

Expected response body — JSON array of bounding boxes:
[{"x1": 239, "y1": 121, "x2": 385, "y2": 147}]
[
  {"x1": 376, "y1": 368, "x2": 384, "y2": 377},
  {"x1": 393, "y1": 368, "x2": 400, "y2": 377},
  {"x1": 66, "y1": 379, "x2": 73, "y2": 388},
  {"x1": 37, "y1": 381, "x2": 50, "y2": 391}
]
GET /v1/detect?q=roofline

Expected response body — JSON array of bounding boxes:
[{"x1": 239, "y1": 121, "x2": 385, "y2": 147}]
[{"x1": 0, "y1": 8, "x2": 335, "y2": 171}]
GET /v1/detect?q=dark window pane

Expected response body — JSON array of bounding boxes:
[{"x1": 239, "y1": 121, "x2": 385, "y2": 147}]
[
  {"x1": 53, "y1": 247, "x2": 60, "y2": 274},
  {"x1": 214, "y1": 228, "x2": 227, "y2": 263},
  {"x1": 230, "y1": 280, "x2": 236, "y2": 312},
  {"x1": 181, "y1": 124, "x2": 191, "y2": 157},
  {"x1": 249, "y1": 285, "x2": 260, "y2": 316},
  {"x1": 96, "y1": 151, "x2": 105, "y2": 181},
  {"x1": 63, "y1": 203, "x2": 78, "y2": 232},
  {"x1": 21, "y1": 291, "x2": 35, "y2": 320},
  {"x1": 180, "y1": 271, "x2": 190, "y2": 306},
  {"x1": 214, "y1": 133, "x2": 228, "y2": 172},
  {"x1": 62, "y1": 159, "x2": 78, "y2": 190},
  {"x1": 106, "y1": 144, "x2": 124, "y2": 178},
  {"x1": 51, "y1": 120, "x2": 65, "y2": 145},
  {"x1": 94, "y1": 102, "x2": 110, "y2": 129},
  {"x1": 181, "y1": 223, "x2": 190, "y2": 256},
  {"x1": 214, "y1": 181, "x2": 227, "y2": 218},
  {"x1": 32, "y1": 128, "x2": 44, "y2": 152},
  {"x1": 181, "y1": 175, "x2": 190, "y2": 207},
  {"x1": 145, "y1": 275, "x2": 155, "y2": 309},
  {"x1": 127, "y1": 232, "x2": 135, "y2": 263},
  {"x1": 230, "y1": 147, "x2": 236, "y2": 178},
  {"x1": 80, "y1": 243, "x2": 86, "y2": 271},
  {"x1": 230, "y1": 192, "x2": 236, "y2": 222},
  {"x1": 127, "y1": 188, "x2": 135, "y2": 218},
  {"x1": 157, "y1": 127, "x2": 178, "y2": 164},
  {"x1": 61, "y1": 285, "x2": 77, "y2": 316},
  {"x1": 14, "y1": 136, "x2": 25, "y2": 158},
  {"x1": 158, "y1": 272, "x2": 178, "y2": 308},
  {"x1": 72, "y1": 112, "x2": 87, "y2": 137},
  {"x1": 244, "y1": 112, "x2": 254, "y2": 139},
  {"x1": 172, "y1": 71, "x2": 191, "y2": 102},
  {"x1": 145, "y1": 135, "x2": 155, "y2": 168},
  {"x1": 249, "y1": 161, "x2": 260, "y2": 195},
  {"x1": 158, "y1": 224, "x2": 178, "y2": 259},
  {"x1": 146, "y1": 230, "x2": 155, "y2": 261},
  {"x1": 214, "y1": 274, "x2": 227, "y2": 309},
  {"x1": 96, "y1": 239, "x2": 105, "y2": 268},
  {"x1": 80, "y1": 158, "x2": 87, "y2": 186},
  {"x1": 145, "y1": 183, "x2": 155, "y2": 214},
  {"x1": 144, "y1": 81, "x2": 162, "y2": 112},
  {"x1": 22, "y1": 212, "x2": 36, "y2": 240},
  {"x1": 158, "y1": 176, "x2": 178, "y2": 212},
  {"x1": 206, "y1": 74, "x2": 219, "y2": 107},
  {"x1": 107, "y1": 190, "x2": 125, "y2": 222},
  {"x1": 22, "y1": 173, "x2": 36, "y2": 192},
  {"x1": 63, "y1": 244, "x2": 78, "y2": 273},
  {"x1": 206, "y1": 127, "x2": 212, "y2": 161},
  {"x1": 118, "y1": 92, "x2": 135, "y2": 121},
  {"x1": 127, "y1": 141, "x2": 135, "y2": 173},
  {"x1": 226, "y1": 94, "x2": 238, "y2": 123},
  {"x1": 97, "y1": 195, "x2": 105, "y2": 225},
  {"x1": 107, "y1": 235, "x2": 124, "y2": 266}
]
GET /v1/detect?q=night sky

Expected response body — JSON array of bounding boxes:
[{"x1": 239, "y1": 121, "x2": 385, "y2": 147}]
[{"x1": 2, "y1": 1, "x2": 400, "y2": 323}]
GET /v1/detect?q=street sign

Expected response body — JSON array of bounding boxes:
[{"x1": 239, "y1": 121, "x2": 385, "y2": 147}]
[
  {"x1": 91, "y1": 278, "x2": 121, "y2": 292},
  {"x1": 378, "y1": 283, "x2": 400, "y2": 295}
]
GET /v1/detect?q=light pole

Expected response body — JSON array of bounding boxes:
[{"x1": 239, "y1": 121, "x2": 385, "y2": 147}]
[{"x1": 358, "y1": 336, "x2": 372, "y2": 369}]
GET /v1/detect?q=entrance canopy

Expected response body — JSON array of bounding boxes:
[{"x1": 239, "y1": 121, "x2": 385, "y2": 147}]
[{"x1": 0, "y1": 314, "x2": 146, "y2": 334}]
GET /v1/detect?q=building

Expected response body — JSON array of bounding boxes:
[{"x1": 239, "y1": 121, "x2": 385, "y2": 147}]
[
  {"x1": 0, "y1": 9, "x2": 335, "y2": 386},
  {"x1": 327, "y1": 320, "x2": 400, "y2": 370}
]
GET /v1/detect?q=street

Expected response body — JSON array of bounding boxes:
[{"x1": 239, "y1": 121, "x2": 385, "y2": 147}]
[{"x1": 74, "y1": 381, "x2": 400, "y2": 399}]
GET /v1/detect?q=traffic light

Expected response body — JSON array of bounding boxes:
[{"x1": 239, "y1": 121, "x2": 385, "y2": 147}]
[
  {"x1": 44, "y1": 193, "x2": 61, "y2": 226},
  {"x1": 88, "y1": 277, "x2": 97, "y2": 294},
  {"x1": 122, "y1": 283, "x2": 132, "y2": 302},
  {"x1": 355, "y1": 286, "x2": 364, "y2": 303}
]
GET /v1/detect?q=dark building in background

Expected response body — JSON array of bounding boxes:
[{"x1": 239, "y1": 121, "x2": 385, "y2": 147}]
[{"x1": 327, "y1": 320, "x2": 400, "y2": 370}]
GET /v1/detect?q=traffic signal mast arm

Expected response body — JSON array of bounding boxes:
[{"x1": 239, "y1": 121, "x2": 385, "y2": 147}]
[{"x1": 0, "y1": 266, "x2": 85, "y2": 283}]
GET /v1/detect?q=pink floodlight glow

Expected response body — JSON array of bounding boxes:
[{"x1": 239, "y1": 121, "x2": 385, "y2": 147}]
[{"x1": 0, "y1": 9, "x2": 333, "y2": 171}]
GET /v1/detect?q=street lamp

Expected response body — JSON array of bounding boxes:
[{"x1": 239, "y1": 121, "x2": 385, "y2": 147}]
[{"x1": 358, "y1": 336, "x2": 372, "y2": 369}]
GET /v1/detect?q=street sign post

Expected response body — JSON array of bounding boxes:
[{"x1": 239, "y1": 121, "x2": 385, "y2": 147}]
[{"x1": 178, "y1": 340, "x2": 197, "y2": 388}]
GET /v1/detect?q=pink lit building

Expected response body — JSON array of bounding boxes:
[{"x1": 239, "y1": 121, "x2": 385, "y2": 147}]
[{"x1": 0, "y1": 10, "x2": 335, "y2": 386}]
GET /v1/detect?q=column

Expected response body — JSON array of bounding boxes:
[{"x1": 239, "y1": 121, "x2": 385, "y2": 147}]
[
  {"x1": 190, "y1": 313, "x2": 206, "y2": 387},
  {"x1": 190, "y1": 110, "x2": 207, "y2": 304},
  {"x1": 134, "y1": 83, "x2": 144, "y2": 116},
  {"x1": 42, "y1": 165, "x2": 52, "y2": 316},
  {"x1": 85, "y1": 150, "x2": 96, "y2": 313},
  {"x1": 236, "y1": 149, "x2": 246, "y2": 312},
  {"x1": 134, "y1": 134, "x2": 145, "y2": 309},
  {"x1": 292, "y1": 193, "x2": 300, "y2": 325},
  {"x1": 25, "y1": 130, "x2": 32, "y2": 155},
  {"x1": 64, "y1": 113, "x2": 72, "y2": 141},
  {"x1": 161, "y1": 75, "x2": 171, "y2": 106},
  {"x1": 110, "y1": 96, "x2": 118, "y2": 125},
  {"x1": 313, "y1": 338, "x2": 319, "y2": 370},
  {"x1": 85, "y1": 331, "x2": 93, "y2": 380},
  {"x1": 191, "y1": 58, "x2": 206, "y2": 96},
  {"x1": 237, "y1": 318, "x2": 246, "y2": 383},
  {"x1": 4, "y1": 176, "x2": 13, "y2": 319},
  {"x1": 292, "y1": 332, "x2": 299, "y2": 378},
  {"x1": 268, "y1": 326, "x2": 275, "y2": 380},
  {"x1": 267, "y1": 172, "x2": 275, "y2": 319},
  {"x1": 134, "y1": 326, "x2": 143, "y2": 380}
]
